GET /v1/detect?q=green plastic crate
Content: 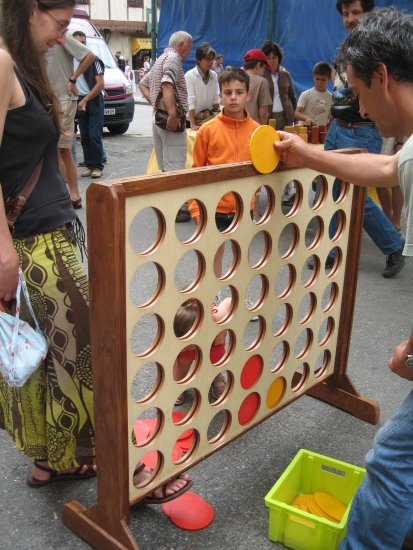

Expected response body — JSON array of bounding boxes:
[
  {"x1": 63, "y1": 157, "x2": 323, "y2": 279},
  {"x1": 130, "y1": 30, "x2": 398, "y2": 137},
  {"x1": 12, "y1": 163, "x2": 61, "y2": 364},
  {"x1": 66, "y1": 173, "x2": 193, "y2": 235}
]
[{"x1": 264, "y1": 449, "x2": 366, "y2": 550}]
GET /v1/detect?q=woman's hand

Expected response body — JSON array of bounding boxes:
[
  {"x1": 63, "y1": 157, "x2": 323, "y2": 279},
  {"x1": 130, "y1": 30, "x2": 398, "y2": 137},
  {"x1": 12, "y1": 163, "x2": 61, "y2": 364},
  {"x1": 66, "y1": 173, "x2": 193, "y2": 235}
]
[{"x1": 0, "y1": 238, "x2": 19, "y2": 302}]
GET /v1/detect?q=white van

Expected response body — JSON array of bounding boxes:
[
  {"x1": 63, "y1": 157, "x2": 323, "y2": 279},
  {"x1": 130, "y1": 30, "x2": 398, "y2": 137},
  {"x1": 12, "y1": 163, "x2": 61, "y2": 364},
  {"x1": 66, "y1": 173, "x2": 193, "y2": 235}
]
[{"x1": 69, "y1": 10, "x2": 135, "y2": 135}]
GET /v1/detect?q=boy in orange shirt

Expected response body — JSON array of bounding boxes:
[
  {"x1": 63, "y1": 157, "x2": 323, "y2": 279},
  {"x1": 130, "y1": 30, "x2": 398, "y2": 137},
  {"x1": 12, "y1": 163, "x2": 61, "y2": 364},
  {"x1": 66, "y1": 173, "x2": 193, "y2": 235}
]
[{"x1": 188, "y1": 68, "x2": 259, "y2": 275}]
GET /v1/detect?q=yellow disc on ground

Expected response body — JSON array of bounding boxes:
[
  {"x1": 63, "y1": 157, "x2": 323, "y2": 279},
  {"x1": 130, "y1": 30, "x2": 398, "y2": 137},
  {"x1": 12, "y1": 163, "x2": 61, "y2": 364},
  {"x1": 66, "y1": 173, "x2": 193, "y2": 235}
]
[
  {"x1": 314, "y1": 492, "x2": 346, "y2": 522},
  {"x1": 249, "y1": 125, "x2": 280, "y2": 174}
]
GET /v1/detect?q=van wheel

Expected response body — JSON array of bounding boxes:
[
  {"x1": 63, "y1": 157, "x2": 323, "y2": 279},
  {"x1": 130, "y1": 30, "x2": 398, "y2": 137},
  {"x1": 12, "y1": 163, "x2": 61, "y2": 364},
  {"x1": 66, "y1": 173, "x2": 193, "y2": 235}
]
[{"x1": 107, "y1": 123, "x2": 129, "y2": 135}]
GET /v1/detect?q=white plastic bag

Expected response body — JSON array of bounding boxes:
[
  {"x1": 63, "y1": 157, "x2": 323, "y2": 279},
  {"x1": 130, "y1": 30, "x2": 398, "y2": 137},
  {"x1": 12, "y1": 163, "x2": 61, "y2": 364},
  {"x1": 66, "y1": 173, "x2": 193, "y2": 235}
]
[{"x1": 0, "y1": 269, "x2": 48, "y2": 387}]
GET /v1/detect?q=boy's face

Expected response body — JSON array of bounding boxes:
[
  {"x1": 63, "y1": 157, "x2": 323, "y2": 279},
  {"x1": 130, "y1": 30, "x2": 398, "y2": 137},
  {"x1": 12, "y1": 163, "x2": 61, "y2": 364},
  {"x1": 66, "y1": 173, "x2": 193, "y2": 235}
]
[
  {"x1": 314, "y1": 74, "x2": 329, "y2": 92},
  {"x1": 220, "y1": 80, "x2": 250, "y2": 119}
]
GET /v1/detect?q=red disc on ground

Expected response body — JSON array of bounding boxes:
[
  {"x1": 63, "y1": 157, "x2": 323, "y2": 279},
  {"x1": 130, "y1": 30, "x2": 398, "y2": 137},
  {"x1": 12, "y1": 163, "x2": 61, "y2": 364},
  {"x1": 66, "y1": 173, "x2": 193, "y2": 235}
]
[
  {"x1": 172, "y1": 443, "x2": 184, "y2": 462},
  {"x1": 133, "y1": 420, "x2": 150, "y2": 445},
  {"x1": 162, "y1": 492, "x2": 214, "y2": 530},
  {"x1": 141, "y1": 450, "x2": 159, "y2": 470},
  {"x1": 238, "y1": 392, "x2": 260, "y2": 425},
  {"x1": 240, "y1": 355, "x2": 263, "y2": 389},
  {"x1": 172, "y1": 410, "x2": 186, "y2": 423},
  {"x1": 162, "y1": 491, "x2": 200, "y2": 517},
  {"x1": 142, "y1": 417, "x2": 158, "y2": 436},
  {"x1": 176, "y1": 430, "x2": 195, "y2": 452}
]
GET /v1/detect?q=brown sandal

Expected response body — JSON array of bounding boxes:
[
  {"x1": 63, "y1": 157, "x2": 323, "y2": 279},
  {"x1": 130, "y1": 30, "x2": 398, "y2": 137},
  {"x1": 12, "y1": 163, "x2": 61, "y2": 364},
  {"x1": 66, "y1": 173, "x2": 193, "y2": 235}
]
[
  {"x1": 27, "y1": 460, "x2": 96, "y2": 488},
  {"x1": 134, "y1": 464, "x2": 193, "y2": 504}
]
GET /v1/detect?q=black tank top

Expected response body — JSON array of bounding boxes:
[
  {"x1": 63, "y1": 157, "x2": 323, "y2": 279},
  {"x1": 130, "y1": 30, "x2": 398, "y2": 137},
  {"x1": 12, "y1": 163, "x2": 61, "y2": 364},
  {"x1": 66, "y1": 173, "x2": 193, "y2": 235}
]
[{"x1": 0, "y1": 70, "x2": 75, "y2": 238}]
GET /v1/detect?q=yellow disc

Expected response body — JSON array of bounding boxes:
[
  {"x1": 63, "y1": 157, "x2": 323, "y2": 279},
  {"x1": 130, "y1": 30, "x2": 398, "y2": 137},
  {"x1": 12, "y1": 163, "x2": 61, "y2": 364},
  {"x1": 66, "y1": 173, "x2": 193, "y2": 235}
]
[
  {"x1": 249, "y1": 125, "x2": 280, "y2": 174},
  {"x1": 307, "y1": 495, "x2": 326, "y2": 518},
  {"x1": 266, "y1": 377, "x2": 286, "y2": 408},
  {"x1": 313, "y1": 492, "x2": 346, "y2": 522},
  {"x1": 291, "y1": 495, "x2": 310, "y2": 512}
]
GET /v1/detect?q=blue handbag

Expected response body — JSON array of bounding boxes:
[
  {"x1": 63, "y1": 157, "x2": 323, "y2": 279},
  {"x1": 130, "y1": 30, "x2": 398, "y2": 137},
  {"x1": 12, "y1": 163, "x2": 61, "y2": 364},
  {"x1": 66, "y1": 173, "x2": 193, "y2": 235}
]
[{"x1": 0, "y1": 269, "x2": 48, "y2": 387}]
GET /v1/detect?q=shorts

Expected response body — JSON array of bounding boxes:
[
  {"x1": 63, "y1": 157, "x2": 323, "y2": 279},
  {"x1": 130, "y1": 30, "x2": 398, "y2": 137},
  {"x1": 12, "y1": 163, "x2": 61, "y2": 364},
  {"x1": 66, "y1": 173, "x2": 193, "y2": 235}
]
[{"x1": 58, "y1": 99, "x2": 77, "y2": 149}]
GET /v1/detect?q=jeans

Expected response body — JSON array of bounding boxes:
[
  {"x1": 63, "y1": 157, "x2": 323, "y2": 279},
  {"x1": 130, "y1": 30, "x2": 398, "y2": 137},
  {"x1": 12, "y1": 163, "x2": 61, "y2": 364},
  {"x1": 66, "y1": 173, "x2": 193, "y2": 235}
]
[
  {"x1": 325, "y1": 119, "x2": 403, "y2": 256},
  {"x1": 78, "y1": 94, "x2": 104, "y2": 170},
  {"x1": 339, "y1": 389, "x2": 413, "y2": 549}
]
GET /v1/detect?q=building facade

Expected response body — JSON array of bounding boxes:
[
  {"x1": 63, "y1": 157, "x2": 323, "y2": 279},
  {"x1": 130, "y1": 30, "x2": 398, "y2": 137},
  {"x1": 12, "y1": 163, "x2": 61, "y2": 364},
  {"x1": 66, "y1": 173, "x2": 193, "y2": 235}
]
[{"x1": 75, "y1": 0, "x2": 160, "y2": 69}]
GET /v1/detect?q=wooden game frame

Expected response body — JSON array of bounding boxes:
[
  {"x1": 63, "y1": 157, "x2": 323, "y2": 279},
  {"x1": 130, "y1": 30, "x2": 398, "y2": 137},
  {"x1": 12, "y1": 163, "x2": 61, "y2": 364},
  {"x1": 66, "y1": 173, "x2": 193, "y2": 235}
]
[{"x1": 62, "y1": 158, "x2": 379, "y2": 549}]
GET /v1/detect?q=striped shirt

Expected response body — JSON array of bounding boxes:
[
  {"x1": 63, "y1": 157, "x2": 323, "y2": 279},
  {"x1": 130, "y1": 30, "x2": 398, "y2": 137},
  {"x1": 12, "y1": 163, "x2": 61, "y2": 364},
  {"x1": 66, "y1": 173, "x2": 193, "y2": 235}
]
[{"x1": 140, "y1": 47, "x2": 188, "y2": 111}]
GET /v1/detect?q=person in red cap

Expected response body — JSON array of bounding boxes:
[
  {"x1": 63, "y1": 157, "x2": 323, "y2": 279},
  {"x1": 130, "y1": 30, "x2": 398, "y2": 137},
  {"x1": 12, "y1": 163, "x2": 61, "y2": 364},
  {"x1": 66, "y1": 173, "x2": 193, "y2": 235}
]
[
  {"x1": 261, "y1": 41, "x2": 297, "y2": 130},
  {"x1": 242, "y1": 49, "x2": 272, "y2": 125}
]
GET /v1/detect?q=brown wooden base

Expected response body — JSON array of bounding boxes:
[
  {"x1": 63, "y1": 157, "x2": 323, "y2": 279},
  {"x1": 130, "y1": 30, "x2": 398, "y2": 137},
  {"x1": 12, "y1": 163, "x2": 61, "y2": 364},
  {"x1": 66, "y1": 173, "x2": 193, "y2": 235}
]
[
  {"x1": 307, "y1": 374, "x2": 380, "y2": 425},
  {"x1": 62, "y1": 501, "x2": 139, "y2": 550}
]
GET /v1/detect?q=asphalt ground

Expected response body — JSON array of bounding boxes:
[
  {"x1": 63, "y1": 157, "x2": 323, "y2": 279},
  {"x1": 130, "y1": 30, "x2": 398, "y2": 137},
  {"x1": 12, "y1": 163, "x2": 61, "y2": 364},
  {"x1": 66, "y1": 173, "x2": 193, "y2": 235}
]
[{"x1": 1, "y1": 133, "x2": 412, "y2": 549}]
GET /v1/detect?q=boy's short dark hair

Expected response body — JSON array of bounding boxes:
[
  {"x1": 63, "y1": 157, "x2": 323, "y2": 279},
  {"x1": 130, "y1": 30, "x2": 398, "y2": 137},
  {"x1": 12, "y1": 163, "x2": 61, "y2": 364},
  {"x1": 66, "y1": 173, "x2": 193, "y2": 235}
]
[
  {"x1": 313, "y1": 61, "x2": 332, "y2": 78},
  {"x1": 196, "y1": 42, "x2": 216, "y2": 63},
  {"x1": 261, "y1": 40, "x2": 283, "y2": 64},
  {"x1": 336, "y1": 0, "x2": 374, "y2": 14},
  {"x1": 219, "y1": 68, "x2": 250, "y2": 92},
  {"x1": 72, "y1": 30, "x2": 87, "y2": 40},
  {"x1": 243, "y1": 59, "x2": 261, "y2": 71}
]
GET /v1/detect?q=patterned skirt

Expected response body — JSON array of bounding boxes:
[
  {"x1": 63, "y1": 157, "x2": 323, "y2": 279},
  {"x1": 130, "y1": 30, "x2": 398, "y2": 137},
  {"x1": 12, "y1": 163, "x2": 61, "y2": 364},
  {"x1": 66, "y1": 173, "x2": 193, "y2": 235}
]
[{"x1": 0, "y1": 227, "x2": 95, "y2": 470}]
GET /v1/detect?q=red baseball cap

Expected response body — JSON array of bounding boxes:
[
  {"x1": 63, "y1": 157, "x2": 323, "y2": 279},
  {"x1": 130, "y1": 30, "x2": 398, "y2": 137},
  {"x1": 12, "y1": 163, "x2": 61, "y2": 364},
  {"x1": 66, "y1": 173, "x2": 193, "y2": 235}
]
[{"x1": 243, "y1": 49, "x2": 271, "y2": 70}]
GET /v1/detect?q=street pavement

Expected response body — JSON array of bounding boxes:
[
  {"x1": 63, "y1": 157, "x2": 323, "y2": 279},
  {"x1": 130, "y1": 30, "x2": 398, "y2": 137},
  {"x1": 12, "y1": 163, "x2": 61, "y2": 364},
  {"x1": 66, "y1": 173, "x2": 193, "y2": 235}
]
[{"x1": 1, "y1": 113, "x2": 412, "y2": 549}]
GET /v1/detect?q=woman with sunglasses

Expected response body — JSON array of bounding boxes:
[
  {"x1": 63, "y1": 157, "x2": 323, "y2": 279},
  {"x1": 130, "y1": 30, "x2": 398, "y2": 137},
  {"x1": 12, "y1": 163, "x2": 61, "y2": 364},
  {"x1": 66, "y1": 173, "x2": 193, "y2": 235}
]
[{"x1": 0, "y1": 0, "x2": 191, "y2": 501}]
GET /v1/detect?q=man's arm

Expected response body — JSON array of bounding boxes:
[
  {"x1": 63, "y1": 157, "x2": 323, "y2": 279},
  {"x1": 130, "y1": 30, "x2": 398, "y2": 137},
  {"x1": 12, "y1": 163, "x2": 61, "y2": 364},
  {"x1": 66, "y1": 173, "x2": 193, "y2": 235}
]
[
  {"x1": 139, "y1": 71, "x2": 151, "y2": 104},
  {"x1": 258, "y1": 105, "x2": 269, "y2": 125},
  {"x1": 388, "y1": 331, "x2": 413, "y2": 380},
  {"x1": 161, "y1": 82, "x2": 180, "y2": 131},
  {"x1": 274, "y1": 131, "x2": 400, "y2": 188},
  {"x1": 68, "y1": 51, "x2": 96, "y2": 97},
  {"x1": 77, "y1": 73, "x2": 104, "y2": 112}
]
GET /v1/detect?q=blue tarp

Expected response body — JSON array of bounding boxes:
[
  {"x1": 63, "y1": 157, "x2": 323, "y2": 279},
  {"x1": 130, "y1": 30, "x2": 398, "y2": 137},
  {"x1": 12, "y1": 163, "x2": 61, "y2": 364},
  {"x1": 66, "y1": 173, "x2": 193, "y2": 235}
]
[{"x1": 158, "y1": 0, "x2": 413, "y2": 96}]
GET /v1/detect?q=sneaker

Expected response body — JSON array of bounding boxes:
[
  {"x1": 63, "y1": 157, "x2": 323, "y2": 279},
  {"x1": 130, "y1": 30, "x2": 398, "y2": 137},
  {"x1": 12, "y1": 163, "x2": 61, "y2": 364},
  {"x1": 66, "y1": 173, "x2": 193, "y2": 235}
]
[
  {"x1": 307, "y1": 255, "x2": 334, "y2": 270},
  {"x1": 383, "y1": 246, "x2": 405, "y2": 278},
  {"x1": 91, "y1": 168, "x2": 102, "y2": 178},
  {"x1": 81, "y1": 168, "x2": 93, "y2": 177}
]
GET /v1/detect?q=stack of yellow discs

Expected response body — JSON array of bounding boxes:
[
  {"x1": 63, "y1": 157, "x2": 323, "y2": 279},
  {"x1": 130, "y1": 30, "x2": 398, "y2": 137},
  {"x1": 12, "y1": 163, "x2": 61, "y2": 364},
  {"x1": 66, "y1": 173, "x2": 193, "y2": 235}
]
[{"x1": 290, "y1": 492, "x2": 346, "y2": 523}]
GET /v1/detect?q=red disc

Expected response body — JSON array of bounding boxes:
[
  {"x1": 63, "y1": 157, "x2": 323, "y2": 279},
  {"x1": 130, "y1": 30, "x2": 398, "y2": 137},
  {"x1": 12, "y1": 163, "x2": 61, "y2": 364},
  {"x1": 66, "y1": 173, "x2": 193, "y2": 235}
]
[
  {"x1": 142, "y1": 417, "x2": 158, "y2": 436},
  {"x1": 141, "y1": 450, "x2": 159, "y2": 470},
  {"x1": 133, "y1": 420, "x2": 150, "y2": 445},
  {"x1": 240, "y1": 355, "x2": 263, "y2": 389},
  {"x1": 172, "y1": 443, "x2": 183, "y2": 462},
  {"x1": 162, "y1": 492, "x2": 214, "y2": 530},
  {"x1": 238, "y1": 392, "x2": 260, "y2": 425},
  {"x1": 172, "y1": 410, "x2": 186, "y2": 423}
]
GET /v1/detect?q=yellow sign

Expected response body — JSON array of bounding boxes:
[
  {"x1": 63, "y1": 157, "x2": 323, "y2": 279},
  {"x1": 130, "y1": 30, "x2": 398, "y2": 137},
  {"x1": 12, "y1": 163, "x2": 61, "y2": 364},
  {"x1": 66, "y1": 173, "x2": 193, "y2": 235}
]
[{"x1": 131, "y1": 38, "x2": 152, "y2": 55}]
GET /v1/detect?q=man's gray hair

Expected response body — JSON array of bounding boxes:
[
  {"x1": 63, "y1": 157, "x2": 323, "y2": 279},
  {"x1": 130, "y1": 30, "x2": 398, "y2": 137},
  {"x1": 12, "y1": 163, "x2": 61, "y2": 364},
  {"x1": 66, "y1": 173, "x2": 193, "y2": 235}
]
[{"x1": 169, "y1": 31, "x2": 192, "y2": 48}]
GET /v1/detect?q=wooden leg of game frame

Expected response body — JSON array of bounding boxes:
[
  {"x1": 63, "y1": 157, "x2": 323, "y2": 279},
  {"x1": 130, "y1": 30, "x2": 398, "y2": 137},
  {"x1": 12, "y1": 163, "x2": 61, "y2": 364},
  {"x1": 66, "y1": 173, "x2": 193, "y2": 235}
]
[
  {"x1": 307, "y1": 184, "x2": 380, "y2": 425},
  {"x1": 307, "y1": 375, "x2": 380, "y2": 425},
  {"x1": 62, "y1": 502, "x2": 139, "y2": 550}
]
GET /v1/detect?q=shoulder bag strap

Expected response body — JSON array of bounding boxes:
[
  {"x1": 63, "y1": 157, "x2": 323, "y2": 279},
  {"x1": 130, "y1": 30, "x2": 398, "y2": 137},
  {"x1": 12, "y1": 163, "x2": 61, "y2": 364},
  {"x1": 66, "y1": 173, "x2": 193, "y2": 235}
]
[{"x1": 5, "y1": 158, "x2": 43, "y2": 231}]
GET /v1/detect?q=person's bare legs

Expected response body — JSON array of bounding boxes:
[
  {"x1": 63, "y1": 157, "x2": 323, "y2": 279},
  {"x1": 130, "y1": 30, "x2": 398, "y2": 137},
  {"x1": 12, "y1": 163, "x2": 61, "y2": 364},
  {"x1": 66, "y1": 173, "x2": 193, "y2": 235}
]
[{"x1": 59, "y1": 147, "x2": 81, "y2": 202}]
